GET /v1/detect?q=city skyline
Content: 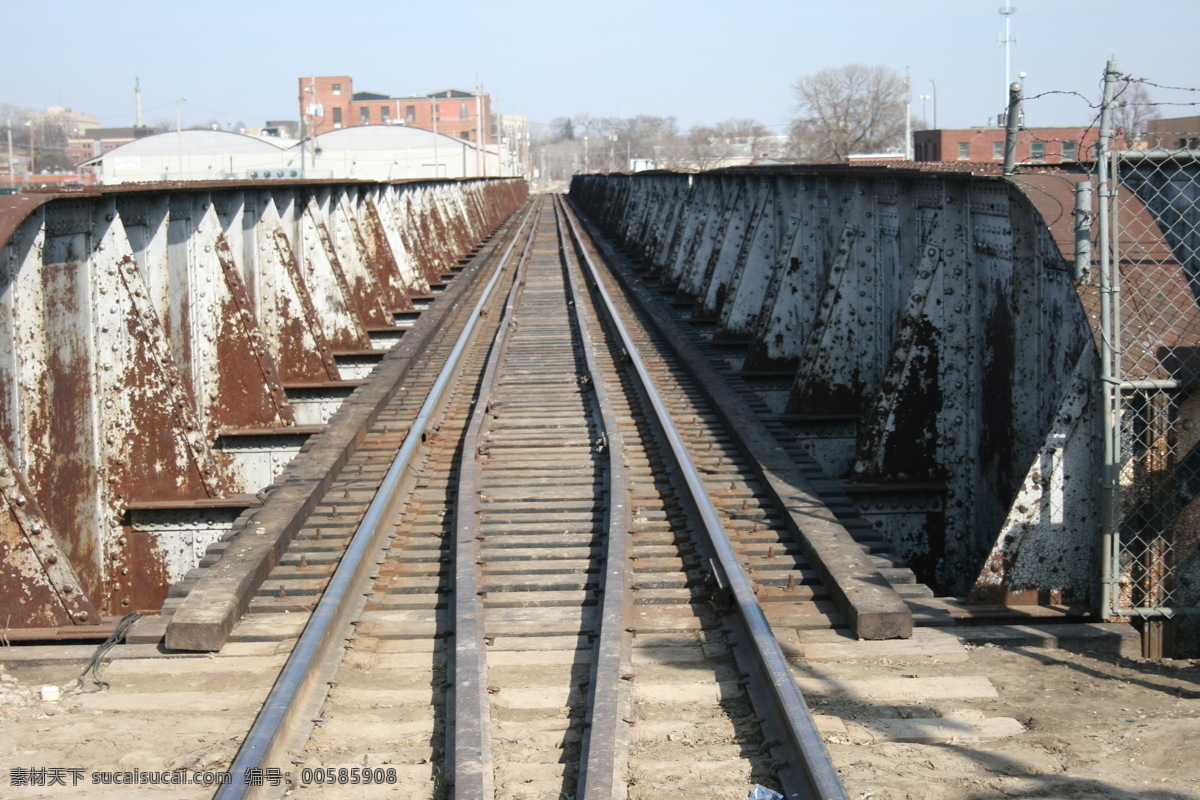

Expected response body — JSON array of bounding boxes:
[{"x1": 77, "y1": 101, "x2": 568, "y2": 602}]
[{"x1": 2, "y1": 0, "x2": 1197, "y2": 136}]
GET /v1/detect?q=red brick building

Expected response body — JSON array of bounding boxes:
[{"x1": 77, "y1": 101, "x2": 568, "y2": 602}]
[
  {"x1": 298, "y1": 76, "x2": 493, "y2": 144},
  {"x1": 67, "y1": 127, "x2": 154, "y2": 165},
  {"x1": 913, "y1": 126, "x2": 1104, "y2": 165}
]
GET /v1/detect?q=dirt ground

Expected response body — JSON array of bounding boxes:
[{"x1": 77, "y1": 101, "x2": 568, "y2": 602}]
[
  {"x1": 815, "y1": 642, "x2": 1200, "y2": 800},
  {"x1": 0, "y1": 649, "x2": 272, "y2": 800},
  {"x1": 0, "y1": 637, "x2": 1197, "y2": 799}
]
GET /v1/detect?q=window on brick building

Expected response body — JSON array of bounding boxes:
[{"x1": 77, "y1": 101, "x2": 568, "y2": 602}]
[
  {"x1": 360, "y1": 107, "x2": 370, "y2": 124},
  {"x1": 992, "y1": 141, "x2": 1003, "y2": 160},
  {"x1": 406, "y1": 105, "x2": 416, "y2": 122},
  {"x1": 1063, "y1": 141, "x2": 1077, "y2": 160},
  {"x1": 957, "y1": 142, "x2": 969, "y2": 160},
  {"x1": 332, "y1": 83, "x2": 342, "y2": 95},
  {"x1": 1030, "y1": 141, "x2": 1045, "y2": 160},
  {"x1": 333, "y1": 107, "x2": 342, "y2": 127},
  {"x1": 460, "y1": 131, "x2": 470, "y2": 140},
  {"x1": 460, "y1": 103, "x2": 469, "y2": 120},
  {"x1": 381, "y1": 106, "x2": 391, "y2": 123}
]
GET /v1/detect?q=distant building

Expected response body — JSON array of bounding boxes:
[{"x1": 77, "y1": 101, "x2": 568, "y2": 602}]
[
  {"x1": 88, "y1": 130, "x2": 293, "y2": 182},
  {"x1": 30, "y1": 105, "x2": 100, "y2": 137},
  {"x1": 90, "y1": 127, "x2": 504, "y2": 183},
  {"x1": 260, "y1": 120, "x2": 302, "y2": 139},
  {"x1": 298, "y1": 76, "x2": 494, "y2": 145},
  {"x1": 494, "y1": 113, "x2": 529, "y2": 179},
  {"x1": 67, "y1": 126, "x2": 154, "y2": 165},
  {"x1": 913, "y1": 126, "x2": 1103, "y2": 165},
  {"x1": 1143, "y1": 116, "x2": 1200, "y2": 150}
]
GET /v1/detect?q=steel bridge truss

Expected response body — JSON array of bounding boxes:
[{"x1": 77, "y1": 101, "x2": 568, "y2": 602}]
[{"x1": 0, "y1": 178, "x2": 526, "y2": 631}]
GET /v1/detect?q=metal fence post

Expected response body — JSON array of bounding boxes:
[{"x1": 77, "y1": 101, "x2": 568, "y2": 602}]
[
  {"x1": 1002, "y1": 82, "x2": 1023, "y2": 176},
  {"x1": 1074, "y1": 181, "x2": 1092, "y2": 282},
  {"x1": 1097, "y1": 59, "x2": 1120, "y2": 620}
]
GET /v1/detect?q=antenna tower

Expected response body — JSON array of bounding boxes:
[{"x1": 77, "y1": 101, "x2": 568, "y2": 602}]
[{"x1": 999, "y1": 2, "x2": 1018, "y2": 112}]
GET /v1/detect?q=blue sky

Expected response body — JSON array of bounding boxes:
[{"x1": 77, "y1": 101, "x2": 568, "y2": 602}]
[{"x1": 2, "y1": 0, "x2": 1196, "y2": 133}]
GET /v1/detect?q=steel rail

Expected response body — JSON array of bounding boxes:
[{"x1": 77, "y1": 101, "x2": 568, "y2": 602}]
[
  {"x1": 552, "y1": 197, "x2": 632, "y2": 800},
  {"x1": 214, "y1": 201, "x2": 538, "y2": 800},
  {"x1": 558, "y1": 200, "x2": 850, "y2": 800},
  {"x1": 450, "y1": 202, "x2": 543, "y2": 799}
]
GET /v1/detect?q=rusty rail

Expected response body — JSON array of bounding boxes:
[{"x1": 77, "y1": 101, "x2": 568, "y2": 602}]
[
  {"x1": 451, "y1": 203, "x2": 541, "y2": 799},
  {"x1": 559, "y1": 197, "x2": 848, "y2": 799},
  {"x1": 214, "y1": 200, "x2": 537, "y2": 799},
  {"x1": 553, "y1": 197, "x2": 632, "y2": 800}
]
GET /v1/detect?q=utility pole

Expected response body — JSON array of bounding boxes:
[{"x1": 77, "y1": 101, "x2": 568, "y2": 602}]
[
  {"x1": 904, "y1": 66, "x2": 913, "y2": 160},
  {"x1": 999, "y1": 2, "x2": 1018, "y2": 113},
  {"x1": 430, "y1": 94, "x2": 439, "y2": 177},
  {"x1": 301, "y1": 77, "x2": 324, "y2": 178},
  {"x1": 475, "y1": 79, "x2": 485, "y2": 177},
  {"x1": 300, "y1": 84, "x2": 306, "y2": 178},
  {"x1": 135, "y1": 77, "x2": 143, "y2": 128}
]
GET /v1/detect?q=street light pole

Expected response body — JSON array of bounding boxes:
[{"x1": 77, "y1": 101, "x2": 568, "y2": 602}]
[
  {"x1": 429, "y1": 94, "x2": 440, "y2": 178},
  {"x1": 23, "y1": 120, "x2": 34, "y2": 176},
  {"x1": 929, "y1": 79, "x2": 938, "y2": 129},
  {"x1": 175, "y1": 97, "x2": 186, "y2": 179}
]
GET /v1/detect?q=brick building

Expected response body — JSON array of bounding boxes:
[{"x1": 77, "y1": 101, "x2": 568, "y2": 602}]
[
  {"x1": 67, "y1": 126, "x2": 154, "y2": 165},
  {"x1": 1143, "y1": 116, "x2": 1200, "y2": 150},
  {"x1": 298, "y1": 75, "x2": 493, "y2": 144},
  {"x1": 913, "y1": 126, "x2": 1103, "y2": 165}
]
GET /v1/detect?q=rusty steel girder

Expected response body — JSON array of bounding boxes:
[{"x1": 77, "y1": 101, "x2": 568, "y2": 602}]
[
  {"x1": 570, "y1": 166, "x2": 1199, "y2": 607},
  {"x1": 0, "y1": 178, "x2": 527, "y2": 631}
]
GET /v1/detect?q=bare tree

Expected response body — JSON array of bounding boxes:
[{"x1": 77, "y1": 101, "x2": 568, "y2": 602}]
[
  {"x1": 789, "y1": 64, "x2": 907, "y2": 161},
  {"x1": 1112, "y1": 80, "x2": 1160, "y2": 147},
  {"x1": 682, "y1": 118, "x2": 772, "y2": 170},
  {"x1": 615, "y1": 115, "x2": 678, "y2": 168}
]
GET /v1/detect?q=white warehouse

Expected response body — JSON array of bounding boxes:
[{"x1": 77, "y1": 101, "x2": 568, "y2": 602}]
[{"x1": 90, "y1": 126, "x2": 504, "y2": 184}]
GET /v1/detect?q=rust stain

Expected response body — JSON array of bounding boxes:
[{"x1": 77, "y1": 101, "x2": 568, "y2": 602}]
[
  {"x1": 112, "y1": 253, "x2": 230, "y2": 500},
  {"x1": 0, "y1": 180, "x2": 530, "y2": 629},
  {"x1": 0, "y1": 447, "x2": 100, "y2": 627},
  {"x1": 361, "y1": 197, "x2": 414, "y2": 311},
  {"x1": 309, "y1": 211, "x2": 375, "y2": 346},
  {"x1": 30, "y1": 247, "x2": 101, "y2": 604},
  {"x1": 211, "y1": 234, "x2": 296, "y2": 429},
  {"x1": 270, "y1": 228, "x2": 341, "y2": 381},
  {"x1": 104, "y1": 528, "x2": 171, "y2": 616}
]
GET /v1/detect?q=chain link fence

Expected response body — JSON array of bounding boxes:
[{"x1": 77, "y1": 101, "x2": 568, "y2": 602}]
[{"x1": 1098, "y1": 63, "x2": 1200, "y2": 641}]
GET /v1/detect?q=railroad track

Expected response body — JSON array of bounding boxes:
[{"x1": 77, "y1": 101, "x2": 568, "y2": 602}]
[
  {"x1": 0, "y1": 185, "x2": 1160, "y2": 800},
  {"x1": 200, "y1": 194, "x2": 860, "y2": 800}
]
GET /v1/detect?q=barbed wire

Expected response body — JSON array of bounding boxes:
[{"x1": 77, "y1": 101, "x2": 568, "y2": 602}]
[
  {"x1": 1121, "y1": 75, "x2": 1200, "y2": 94},
  {"x1": 1024, "y1": 89, "x2": 1098, "y2": 108}
]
